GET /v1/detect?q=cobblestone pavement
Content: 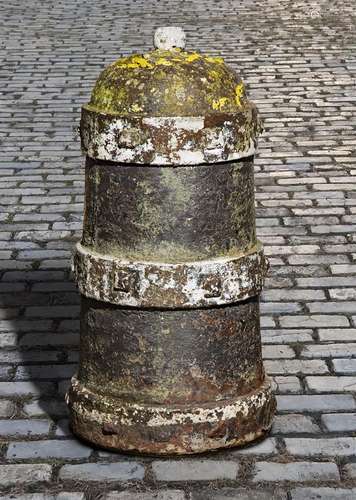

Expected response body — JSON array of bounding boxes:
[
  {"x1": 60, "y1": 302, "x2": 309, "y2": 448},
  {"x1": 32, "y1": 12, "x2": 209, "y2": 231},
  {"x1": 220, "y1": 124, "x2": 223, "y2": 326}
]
[{"x1": 0, "y1": 0, "x2": 356, "y2": 498}]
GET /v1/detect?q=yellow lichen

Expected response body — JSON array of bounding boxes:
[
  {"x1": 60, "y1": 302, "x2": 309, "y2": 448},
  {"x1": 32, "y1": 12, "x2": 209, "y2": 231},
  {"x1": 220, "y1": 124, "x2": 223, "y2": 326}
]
[
  {"x1": 209, "y1": 69, "x2": 220, "y2": 79},
  {"x1": 131, "y1": 103, "x2": 143, "y2": 112},
  {"x1": 155, "y1": 57, "x2": 173, "y2": 66},
  {"x1": 205, "y1": 56, "x2": 224, "y2": 64},
  {"x1": 114, "y1": 55, "x2": 154, "y2": 69},
  {"x1": 186, "y1": 53, "x2": 200, "y2": 62},
  {"x1": 211, "y1": 97, "x2": 229, "y2": 111},
  {"x1": 235, "y1": 83, "x2": 244, "y2": 106}
]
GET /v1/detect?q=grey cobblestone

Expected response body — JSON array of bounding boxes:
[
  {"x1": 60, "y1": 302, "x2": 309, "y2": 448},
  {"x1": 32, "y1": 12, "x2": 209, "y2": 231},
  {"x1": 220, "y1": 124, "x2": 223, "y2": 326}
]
[
  {"x1": 333, "y1": 359, "x2": 356, "y2": 374},
  {"x1": 253, "y1": 461, "x2": 339, "y2": 483},
  {"x1": 272, "y1": 415, "x2": 320, "y2": 434},
  {"x1": 0, "y1": 464, "x2": 52, "y2": 486},
  {"x1": 306, "y1": 377, "x2": 356, "y2": 393},
  {"x1": 0, "y1": 419, "x2": 50, "y2": 437},
  {"x1": 105, "y1": 492, "x2": 185, "y2": 500},
  {"x1": 285, "y1": 438, "x2": 356, "y2": 457},
  {"x1": 152, "y1": 460, "x2": 238, "y2": 481},
  {"x1": 59, "y1": 462, "x2": 145, "y2": 482},
  {"x1": 290, "y1": 488, "x2": 356, "y2": 500},
  {"x1": 7, "y1": 439, "x2": 92, "y2": 460},
  {"x1": 0, "y1": 495, "x2": 84, "y2": 500},
  {"x1": 276, "y1": 395, "x2": 356, "y2": 413},
  {"x1": 190, "y1": 489, "x2": 287, "y2": 499},
  {"x1": 322, "y1": 413, "x2": 356, "y2": 432}
]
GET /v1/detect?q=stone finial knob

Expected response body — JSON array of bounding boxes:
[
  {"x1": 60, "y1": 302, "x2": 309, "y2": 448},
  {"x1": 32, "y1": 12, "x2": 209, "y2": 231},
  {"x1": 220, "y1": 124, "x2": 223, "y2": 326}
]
[{"x1": 154, "y1": 27, "x2": 186, "y2": 50}]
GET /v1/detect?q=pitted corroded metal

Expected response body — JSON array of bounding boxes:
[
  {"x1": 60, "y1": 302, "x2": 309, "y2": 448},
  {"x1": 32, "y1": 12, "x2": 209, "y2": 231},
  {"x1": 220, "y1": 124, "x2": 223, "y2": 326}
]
[
  {"x1": 66, "y1": 375, "x2": 275, "y2": 455},
  {"x1": 73, "y1": 241, "x2": 268, "y2": 308},
  {"x1": 80, "y1": 106, "x2": 261, "y2": 165}
]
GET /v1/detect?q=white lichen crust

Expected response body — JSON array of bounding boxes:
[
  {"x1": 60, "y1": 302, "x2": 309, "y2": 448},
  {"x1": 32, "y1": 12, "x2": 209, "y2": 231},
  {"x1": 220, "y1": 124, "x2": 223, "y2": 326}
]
[
  {"x1": 80, "y1": 108, "x2": 260, "y2": 165},
  {"x1": 73, "y1": 241, "x2": 268, "y2": 308}
]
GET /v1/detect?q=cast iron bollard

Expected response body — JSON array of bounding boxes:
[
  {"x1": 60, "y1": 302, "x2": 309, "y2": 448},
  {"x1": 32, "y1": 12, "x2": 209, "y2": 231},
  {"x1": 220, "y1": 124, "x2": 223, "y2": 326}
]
[{"x1": 66, "y1": 27, "x2": 276, "y2": 455}]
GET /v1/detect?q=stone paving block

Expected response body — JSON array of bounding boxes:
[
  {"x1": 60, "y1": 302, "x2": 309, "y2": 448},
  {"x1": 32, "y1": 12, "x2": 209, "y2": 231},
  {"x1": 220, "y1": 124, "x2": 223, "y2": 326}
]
[
  {"x1": 7, "y1": 439, "x2": 92, "y2": 459},
  {"x1": 272, "y1": 376, "x2": 302, "y2": 394},
  {"x1": 279, "y1": 315, "x2": 349, "y2": 328},
  {"x1": 0, "y1": 381, "x2": 55, "y2": 397},
  {"x1": 321, "y1": 413, "x2": 356, "y2": 432},
  {"x1": 0, "y1": 399, "x2": 16, "y2": 417},
  {"x1": 253, "y1": 461, "x2": 339, "y2": 482},
  {"x1": 104, "y1": 491, "x2": 185, "y2": 500},
  {"x1": 344, "y1": 463, "x2": 356, "y2": 479},
  {"x1": 265, "y1": 359, "x2": 328, "y2": 375},
  {"x1": 302, "y1": 343, "x2": 356, "y2": 358},
  {"x1": 276, "y1": 394, "x2": 356, "y2": 412},
  {"x1": 308, "y1": 302, "x2": 356, "y2": 314},
  {"x1": 285, "y1": 438, "x2": 356, "y2": 457},
  {"x1": 329, "y1": 288, "x2": 356, "y2": 300},
  {"x1": 262, "y1": 345, "x2": 296, "y2": 359},
  {"x1": 152, "y1": 460, "x2": 238, "y2": 481},
  {"x1": 306, "y1": 376, "x2": 356, "y2": 393},
  {"x1": 261, "y1": 329, "x2": 313, "y2": 344},
  {"x1": 318, "y1": 329, "x2": 356, "y2": 341},
  {"x1": 190, "y1": 489, "x2": 287, "y2": 499},
  {"x1": 24, "y1": 398, "x2": 69, "y2": 417},
  {"x1": 59, "y1": 462, "x2": 145, "y2": 482},
  {"x1": 0, "y1": 463, "x2": 52, "y2": 486},
  {"x1": 0, "y1": 495, "x2": 85, "y2": 500},
  {"x1": 0, "y1": 418, "x2": 50, "y2": 437},
  {"x1": 290, "y1": 488, "x2": 356, "y2": 500},
  {"x1": 272, "y1": 414, "x2": 320, "y2": 434},
  {"x1": 333, "y1": 358, "x2": 356, "y2": 374}
]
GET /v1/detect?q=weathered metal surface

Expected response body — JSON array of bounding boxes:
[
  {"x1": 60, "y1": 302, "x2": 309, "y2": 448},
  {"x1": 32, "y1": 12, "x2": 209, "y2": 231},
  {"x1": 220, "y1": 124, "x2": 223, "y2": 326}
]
[
  {"x1": 81, "y1": 107, "x2": 261, "y2": 165},
  {"x1": 82, "y1": 158, "x2": 257, "y2": 260},
  {"x1": 67, "y1": 27, "x2": 275, "y2": 455},
  {"x1": 78, "y1": 296, "x2": 263, "y2": 404},
  {"x1": 73, "y1": 241, "x2": 268, "y2": 308},
  {"x1": 67, "y1": 376, "x2": 275, "y2": 455}
]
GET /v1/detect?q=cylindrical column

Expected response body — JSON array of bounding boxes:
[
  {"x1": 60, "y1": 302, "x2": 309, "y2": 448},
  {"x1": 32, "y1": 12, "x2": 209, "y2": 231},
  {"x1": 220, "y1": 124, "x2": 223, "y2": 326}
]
[{"x1": 67, "y1": 27, "x2": 276, "y2": 455}]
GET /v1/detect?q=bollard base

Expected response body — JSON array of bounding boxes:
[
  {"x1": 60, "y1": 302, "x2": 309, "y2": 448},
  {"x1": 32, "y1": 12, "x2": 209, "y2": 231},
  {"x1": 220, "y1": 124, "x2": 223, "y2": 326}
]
[{"x1": 66, "y1": 376, "x2": 276, "y2": 455}]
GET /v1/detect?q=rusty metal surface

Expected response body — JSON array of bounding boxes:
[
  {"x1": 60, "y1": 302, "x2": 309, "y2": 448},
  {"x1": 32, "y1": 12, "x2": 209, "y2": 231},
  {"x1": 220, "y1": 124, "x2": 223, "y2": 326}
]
[
  {"x1": 67, "y1": 375, "x2": 275, "y2": 455},
  {"x1": 73, "y1": 241, "x2": 268, "y2": 308}
]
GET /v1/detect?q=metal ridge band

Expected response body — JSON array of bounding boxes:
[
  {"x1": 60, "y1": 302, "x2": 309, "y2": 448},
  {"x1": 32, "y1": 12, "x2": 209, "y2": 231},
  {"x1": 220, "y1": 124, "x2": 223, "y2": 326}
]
[
  {"x1": 66, "y1": 375, "x2": 275, "y2": 455},
  {"x1": 80, "y1": 106, "x2": 261, "y2": 165},
  {"x1": 73, "y1": 242, "x2": 268, "y2": 308}
]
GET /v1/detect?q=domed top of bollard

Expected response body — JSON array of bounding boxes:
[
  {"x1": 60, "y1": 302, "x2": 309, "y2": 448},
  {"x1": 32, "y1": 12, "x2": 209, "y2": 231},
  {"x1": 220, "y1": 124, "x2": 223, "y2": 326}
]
[
  {"x1": 80, "y1": 27, "x2": 262, "y2": 165},
  {"x1": 87, "y1": 28, "x2": 250, "y2": 117}
]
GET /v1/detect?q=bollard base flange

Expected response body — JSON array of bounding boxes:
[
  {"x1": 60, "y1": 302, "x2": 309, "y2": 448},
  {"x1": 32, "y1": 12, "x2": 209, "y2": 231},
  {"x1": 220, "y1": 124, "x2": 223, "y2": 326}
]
[{"x1": 66, "y1": 376, "x2": 276, "y2": 455}]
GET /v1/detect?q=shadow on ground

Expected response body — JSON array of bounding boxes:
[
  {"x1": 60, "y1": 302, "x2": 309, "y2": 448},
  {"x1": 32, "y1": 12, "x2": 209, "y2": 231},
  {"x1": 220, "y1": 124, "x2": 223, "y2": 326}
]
[{"x1": 1, "y1": 250, "x2": 81, "y2": 436}]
